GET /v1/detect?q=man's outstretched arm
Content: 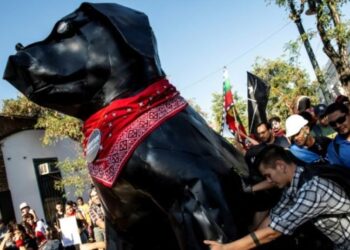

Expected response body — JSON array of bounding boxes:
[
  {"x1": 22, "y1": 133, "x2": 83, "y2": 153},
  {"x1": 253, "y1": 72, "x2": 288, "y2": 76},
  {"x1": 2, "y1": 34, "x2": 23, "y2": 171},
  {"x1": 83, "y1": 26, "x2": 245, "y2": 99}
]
[{"x1": 203, "y1": 226, "x2": 281, "y2": 250}]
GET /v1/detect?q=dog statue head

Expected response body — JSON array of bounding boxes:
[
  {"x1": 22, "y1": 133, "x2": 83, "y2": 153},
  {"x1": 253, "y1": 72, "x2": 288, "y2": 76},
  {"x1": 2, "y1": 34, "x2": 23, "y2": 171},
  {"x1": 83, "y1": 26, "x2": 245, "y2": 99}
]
[{"x1": 3, "y1": 2, "x2": 165, "y2": 120}]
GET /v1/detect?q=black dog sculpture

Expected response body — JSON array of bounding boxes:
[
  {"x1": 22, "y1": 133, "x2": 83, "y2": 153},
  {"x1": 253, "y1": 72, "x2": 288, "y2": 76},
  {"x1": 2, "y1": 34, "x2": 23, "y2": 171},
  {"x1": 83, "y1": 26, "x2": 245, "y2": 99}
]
[
  {"x1": 4, "y1": 3, "x2": 251, "y2": 250},
  {"x1": 3, "y1": 2, "x2": 331, "y2": 250}
]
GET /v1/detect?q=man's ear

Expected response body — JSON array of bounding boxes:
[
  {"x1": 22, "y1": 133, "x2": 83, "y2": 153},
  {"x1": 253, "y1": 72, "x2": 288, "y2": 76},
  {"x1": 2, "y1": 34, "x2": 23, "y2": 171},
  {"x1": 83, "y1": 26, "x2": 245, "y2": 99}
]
[
  {"x1": 303, "y1": 126, "x2": 310, "y2": 134},
  {"x1": 275, "y1": 160, "x2": 286, "y2": 172}
]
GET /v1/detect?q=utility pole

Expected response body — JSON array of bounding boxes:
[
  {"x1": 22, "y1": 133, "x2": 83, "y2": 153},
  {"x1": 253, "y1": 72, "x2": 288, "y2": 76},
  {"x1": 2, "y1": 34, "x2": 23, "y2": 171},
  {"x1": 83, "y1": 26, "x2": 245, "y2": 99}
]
[{"x1": 288, "y1": 0, "x2": 331, "y2": 104}]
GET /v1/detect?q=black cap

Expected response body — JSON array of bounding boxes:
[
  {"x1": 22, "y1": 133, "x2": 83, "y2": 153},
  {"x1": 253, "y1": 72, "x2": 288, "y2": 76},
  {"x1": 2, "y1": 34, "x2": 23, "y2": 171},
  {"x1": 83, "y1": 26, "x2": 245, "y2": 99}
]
[{"x1": 314, "y1": 104, "x2": 327, "y2": 118}]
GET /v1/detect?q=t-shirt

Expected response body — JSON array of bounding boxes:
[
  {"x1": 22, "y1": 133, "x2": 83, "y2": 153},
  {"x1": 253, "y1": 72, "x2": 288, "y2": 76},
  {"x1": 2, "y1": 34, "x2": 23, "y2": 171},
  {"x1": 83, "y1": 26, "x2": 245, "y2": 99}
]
[
  {"x1": 308, "y1": 136, "x2": 332, "y2": 158},
  {"x1": 274, "y1": 136, "x2": 290, "y2": 148},
  {"x1": 327, "y1": 134, "x2": 350, "y2": 168},
  {"x1": 270, "y1": 166, "x2": 350, "y2": 249}
]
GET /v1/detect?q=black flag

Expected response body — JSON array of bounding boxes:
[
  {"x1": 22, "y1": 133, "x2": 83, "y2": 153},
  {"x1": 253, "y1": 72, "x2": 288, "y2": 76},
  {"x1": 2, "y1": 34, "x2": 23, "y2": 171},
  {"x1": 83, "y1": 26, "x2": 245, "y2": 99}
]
[{"x1": 247, "y1": 72, "x2": 270, "y2": 135}]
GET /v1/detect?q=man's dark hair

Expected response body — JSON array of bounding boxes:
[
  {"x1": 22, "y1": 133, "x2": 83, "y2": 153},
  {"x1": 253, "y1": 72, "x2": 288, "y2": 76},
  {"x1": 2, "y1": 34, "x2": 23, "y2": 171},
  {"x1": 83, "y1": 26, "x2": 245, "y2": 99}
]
[
  {"x1": 56, "y1": 201, "x2": 64, "y2": 206},
  {"x1": 23, "y1": 213, "x2": 34, "y2": 220},
  {"x1": 256, "y1": 121, "x2": 271, "y2": 131},
  {"x1": 299, "y1": 111, "x2": 313, "y2": 127},
  {"x1": 77, "y1": 196, "x2": 83, "y2": 202},
  {"x1": 66, "y1": 200, "x2": 74, "y2": 207},
  {"x1": 256, "y1": 145, "x2": 294, "y2": 170},
  {"x1": 335, "y1": 95, "x2": 350, "y2": 104},
  {"x1": 325, "y1": 102, "x2": 349, "y2": 116},
  {"x1": 269, "y1": 116, "x2": 281, "y2": 124}
]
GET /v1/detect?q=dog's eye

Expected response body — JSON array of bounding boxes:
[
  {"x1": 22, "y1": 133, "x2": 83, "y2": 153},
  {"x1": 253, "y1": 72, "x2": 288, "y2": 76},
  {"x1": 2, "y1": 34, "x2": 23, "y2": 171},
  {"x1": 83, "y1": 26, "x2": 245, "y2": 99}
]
[{"x1": 57, "y1": 21, "x2": 72, "y2": 35}]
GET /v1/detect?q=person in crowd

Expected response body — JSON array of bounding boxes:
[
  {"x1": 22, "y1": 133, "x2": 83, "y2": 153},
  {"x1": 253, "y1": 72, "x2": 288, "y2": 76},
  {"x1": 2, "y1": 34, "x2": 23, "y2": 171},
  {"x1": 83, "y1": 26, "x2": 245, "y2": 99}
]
[
  {"x1": 243, "y1": 122, "x2": 290, "y2": 229},
  {"x1": 41, "y1": 227, "x2": 62, "y2": 250},
  {"x1": 76, "y1": 197, "x2": 91, "y2": 224},
  {"x1": 79, "y1": 241, "x2": 105, "y2": 250},
  {"x1": 76, "y1": 197, "x2": 93, "y2": 241},
  {"x1": 293, "y1": 95, "x2": 312, "y2": 114},
  {"x1": 23, "y1": 214, "x2": 47, "y2": 247},
  {"x1": 294, "y1": 96, "x2": 319, "y2": 129},
  {"x1": 0, "y1": 231, "x2": 15, "y2": 250},
  {"x1": 268, "y1": 116, "x2": 285, "y2": 137},
  {"x1": 53, "y1": 201, "x2": 65, "y2": 236},
  {"x1": 312, "y1": 103, "x2": 336, "y2": 138},
  {"x1": 256, "y1": 122, "x2": 289, "y2": 147},
  {"x1": 12, "y1": 224, "x2": 37, "y2": 250},
  {"x1": 65, "y1": 201, "x2": 88, "y2": 243},
  {"x1": 204, "y1": 145, "x2": 350, "y2": 250},
  {"x1": 89, "y1": 188, "x2": 105, "y2": 244},
  {"x1": 285, "y1": 114, "x2": 331, "y2": 164},
  {"x1": 325, "y1": 102, "x2": 350, "y2": 168},
  {"x1": 335, "y1": 94, "x2": 350, "y2": 108},
  {"x1": 19, "y1": 203, "x2": 38, "y2": 223},
  {"x1": 245, "y1": 121, "x2": 290, "y2": 180},
  {"x1": 0, "y1": 220, "x2": 7, "y2": 241}
]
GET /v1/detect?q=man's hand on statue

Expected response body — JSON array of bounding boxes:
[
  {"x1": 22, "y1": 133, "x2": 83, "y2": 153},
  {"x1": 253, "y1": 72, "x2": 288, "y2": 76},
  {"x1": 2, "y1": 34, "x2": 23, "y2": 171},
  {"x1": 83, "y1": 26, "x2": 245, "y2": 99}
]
[{"x1": 203, "y1": 240, "x2": 225, "y2": 250}]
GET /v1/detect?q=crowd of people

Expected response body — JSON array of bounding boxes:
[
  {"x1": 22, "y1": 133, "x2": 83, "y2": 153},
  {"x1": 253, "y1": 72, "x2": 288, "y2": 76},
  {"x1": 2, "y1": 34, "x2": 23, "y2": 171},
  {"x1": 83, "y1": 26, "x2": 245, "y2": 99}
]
[
  {"x1": 0, "y1": 187, "x2": 105, "y2": 250},
  {"x1": 1, "y1": 93, "x2": 350, "y2": 250},
  {"x1": 205, "y1": 94, "x2": 350, "y2": 249}
]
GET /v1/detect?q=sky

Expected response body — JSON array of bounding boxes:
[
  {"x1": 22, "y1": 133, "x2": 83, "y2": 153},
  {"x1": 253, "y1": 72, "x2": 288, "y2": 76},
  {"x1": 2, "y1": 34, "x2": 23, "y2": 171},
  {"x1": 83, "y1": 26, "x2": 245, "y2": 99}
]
[{"x1": 1, "y1": 1, "x2": 350, "y2": 118}]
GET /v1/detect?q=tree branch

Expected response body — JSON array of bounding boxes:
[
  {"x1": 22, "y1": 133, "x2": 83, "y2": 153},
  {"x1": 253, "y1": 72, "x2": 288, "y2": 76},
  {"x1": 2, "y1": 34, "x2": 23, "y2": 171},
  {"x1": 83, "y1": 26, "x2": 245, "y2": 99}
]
[
  {"x1": 316, "y1": 2, "x2": 339, "y2": 65},
  {"x1": 326, "y1": 0, "x2": 347, "y2": 56}
]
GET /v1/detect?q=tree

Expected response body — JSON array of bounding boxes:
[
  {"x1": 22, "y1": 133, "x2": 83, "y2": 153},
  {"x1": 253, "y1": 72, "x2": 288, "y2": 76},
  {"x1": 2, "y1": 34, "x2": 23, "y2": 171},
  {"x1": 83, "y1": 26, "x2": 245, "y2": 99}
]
[
  {"x1": 187, "y1": 98, "x2": 208, "y2": 120},
  {"x1": 1, "y1": 96, "x2": 88, "y2": 196},
  {"x1": 270, "y1": 0, "x2": 350, "y2": 94},
  {"x1": 252, "y1": 57, "x2": 318, "y2": 119},
  {"x1": 1, "y1": 95, "x2": 83, "y2": 145}
]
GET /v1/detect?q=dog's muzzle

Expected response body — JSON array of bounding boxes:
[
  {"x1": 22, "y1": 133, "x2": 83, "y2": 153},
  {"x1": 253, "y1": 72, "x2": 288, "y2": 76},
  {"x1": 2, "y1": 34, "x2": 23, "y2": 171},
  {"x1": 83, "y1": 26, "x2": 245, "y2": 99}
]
[{"x1": 3, "y1": 51, "x2": 37, "y2": 96}]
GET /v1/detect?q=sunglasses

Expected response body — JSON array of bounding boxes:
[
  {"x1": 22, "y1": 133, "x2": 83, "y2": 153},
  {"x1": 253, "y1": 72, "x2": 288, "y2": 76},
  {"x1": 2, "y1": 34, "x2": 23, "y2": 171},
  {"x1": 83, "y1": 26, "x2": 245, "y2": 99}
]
[{"x1": 329, "y1": 115, "x2": 347, "y2": 128}]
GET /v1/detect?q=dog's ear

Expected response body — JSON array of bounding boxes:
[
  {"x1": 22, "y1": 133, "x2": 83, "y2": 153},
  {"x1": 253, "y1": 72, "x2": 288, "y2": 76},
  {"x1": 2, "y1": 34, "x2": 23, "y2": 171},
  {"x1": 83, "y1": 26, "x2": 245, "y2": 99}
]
[{"x1": 80, "y1": 2, "x2": 156, "y2": 59}]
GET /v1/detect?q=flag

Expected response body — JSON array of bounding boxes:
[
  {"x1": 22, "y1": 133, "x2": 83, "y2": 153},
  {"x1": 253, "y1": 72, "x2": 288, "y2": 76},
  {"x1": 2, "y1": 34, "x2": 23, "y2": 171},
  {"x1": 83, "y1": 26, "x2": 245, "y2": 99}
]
[
  {"x1": 247, "y1": 72, "x2": 270, "y2": 135},
  {"x1": 221, "y1": 68, "x2": 247, "y2": 146}
]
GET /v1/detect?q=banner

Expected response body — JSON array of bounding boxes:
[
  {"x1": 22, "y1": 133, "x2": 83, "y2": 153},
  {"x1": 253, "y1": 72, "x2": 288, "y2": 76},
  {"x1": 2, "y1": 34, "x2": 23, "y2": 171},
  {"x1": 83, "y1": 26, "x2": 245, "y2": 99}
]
[
  {"x1": 59, "y1": 216, "x2": 81, "y2": 247},
  {"x1": 221, "y1": 68, "x2": 247, "y2": 146},
  {"x1": 247, "y1": 72, "x2": 270, "y2": 135}
]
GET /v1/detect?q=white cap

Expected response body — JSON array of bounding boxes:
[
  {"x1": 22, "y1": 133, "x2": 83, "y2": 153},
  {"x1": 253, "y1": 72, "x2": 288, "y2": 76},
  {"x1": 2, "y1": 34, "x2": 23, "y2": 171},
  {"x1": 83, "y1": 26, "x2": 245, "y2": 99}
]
[
  {"x1": 285, "y1": 114, "x2": 308, "y2": 137},
  {"x1": 19, "y1": 202, "x2": 29, "y2": 210}
]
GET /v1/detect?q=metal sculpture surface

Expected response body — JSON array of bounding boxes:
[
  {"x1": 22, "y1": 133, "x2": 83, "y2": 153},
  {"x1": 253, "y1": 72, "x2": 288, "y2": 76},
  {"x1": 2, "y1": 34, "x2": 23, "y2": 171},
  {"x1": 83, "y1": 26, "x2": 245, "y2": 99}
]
[
  {"x1": 3, "y1": 2, "x2": 328, "y2": 250},
  {"x1": 3, "y1": 3, "x2": 251, "y2": 250}
]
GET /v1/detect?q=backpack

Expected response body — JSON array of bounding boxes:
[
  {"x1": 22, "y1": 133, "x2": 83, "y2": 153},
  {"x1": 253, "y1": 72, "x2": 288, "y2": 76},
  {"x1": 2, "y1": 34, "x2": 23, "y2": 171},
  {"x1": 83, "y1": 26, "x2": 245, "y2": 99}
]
[{"x1": 297, "y1": 164, "x2": 350, "y2": 198}]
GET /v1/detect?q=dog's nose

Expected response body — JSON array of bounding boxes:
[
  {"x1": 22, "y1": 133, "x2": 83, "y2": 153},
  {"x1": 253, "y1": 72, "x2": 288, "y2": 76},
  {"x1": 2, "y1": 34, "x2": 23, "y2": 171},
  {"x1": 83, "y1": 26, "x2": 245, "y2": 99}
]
[
  {"x1": 10, "y1": 51, "x2": 34, "y2": 68},
  {"x1": 3, "y1": 51, "x2": 35, "y2": 95}
]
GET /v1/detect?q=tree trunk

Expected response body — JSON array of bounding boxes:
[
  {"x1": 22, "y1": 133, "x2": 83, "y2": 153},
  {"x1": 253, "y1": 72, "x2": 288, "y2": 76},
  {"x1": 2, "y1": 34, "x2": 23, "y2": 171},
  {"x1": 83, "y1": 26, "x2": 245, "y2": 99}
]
[{"x1": 316, "y1": 1, "x2": 350, "y2": 96}]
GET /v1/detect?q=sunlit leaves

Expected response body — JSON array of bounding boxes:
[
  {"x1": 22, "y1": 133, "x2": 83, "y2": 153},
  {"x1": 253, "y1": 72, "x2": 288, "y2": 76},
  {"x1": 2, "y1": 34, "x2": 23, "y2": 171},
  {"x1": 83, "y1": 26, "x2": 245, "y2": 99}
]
[
  {"x1": 1, "y1": 96, "x2": 88, "y2": 196},
  {"x1": 252, "y1": 57, "x2": 318, "y2": 120}
]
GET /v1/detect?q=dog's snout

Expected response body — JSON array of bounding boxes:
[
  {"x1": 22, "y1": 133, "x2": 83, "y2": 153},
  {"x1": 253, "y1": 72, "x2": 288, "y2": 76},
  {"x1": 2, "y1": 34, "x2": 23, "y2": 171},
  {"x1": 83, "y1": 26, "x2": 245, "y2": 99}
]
[
  {"x1": 3, "y1": 51, "x2": 36, "y2": 95},
  {"x1": 11, "y1": 51, "x2": 35, "y2": 68}
]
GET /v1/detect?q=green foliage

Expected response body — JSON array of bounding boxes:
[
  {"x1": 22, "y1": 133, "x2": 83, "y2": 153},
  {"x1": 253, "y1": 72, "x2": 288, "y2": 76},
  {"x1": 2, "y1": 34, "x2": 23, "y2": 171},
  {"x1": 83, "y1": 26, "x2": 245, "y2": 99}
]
[
  {"x1": 211, "y1": 92, "x2": 224, "y2": 132},
  {"x1": 1, "y1": 95, "x2": 84, "y2": 145},
  {"x1": 1, "y1": 95, "x2": 43, "y2": 117},
  {"x1": 269, "y1": 0, "x2": 350, "y2": 89},
  {"x1": 54, "y1": 155, "x2": 91, "y2": 197},
  {"x1": 252, "y1": 57, "x2": 317, "y2": 120},
  {"x1": 35, "y1": 111, "x2": 83, "y2": 145},
  {"x1": 1, "y1": 95, "x2": 88, "y2": 196},
  {"x1": 283, "y1": 30, "x2": 317, "y2": 65},
  {"x1": 187, "y1": 98, "x2": 208, "y2": 119}
]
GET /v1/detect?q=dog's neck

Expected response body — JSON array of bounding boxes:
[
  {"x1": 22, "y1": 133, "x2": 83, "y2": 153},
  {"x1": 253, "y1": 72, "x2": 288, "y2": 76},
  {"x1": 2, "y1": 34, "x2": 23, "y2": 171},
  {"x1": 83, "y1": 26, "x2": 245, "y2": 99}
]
[{"x1": 78, "y1": 61, "x2": 165, "y2": 120}]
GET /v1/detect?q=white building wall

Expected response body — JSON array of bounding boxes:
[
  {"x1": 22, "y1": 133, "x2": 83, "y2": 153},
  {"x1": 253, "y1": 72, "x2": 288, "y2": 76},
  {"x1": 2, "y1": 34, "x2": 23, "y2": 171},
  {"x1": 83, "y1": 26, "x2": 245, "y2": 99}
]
[
  {"x1": 1, "y1": 129, "x2": 81, "y2": 223},
  {"x1": 323, "y1": 44, "x2": 350, "y2": 99}
]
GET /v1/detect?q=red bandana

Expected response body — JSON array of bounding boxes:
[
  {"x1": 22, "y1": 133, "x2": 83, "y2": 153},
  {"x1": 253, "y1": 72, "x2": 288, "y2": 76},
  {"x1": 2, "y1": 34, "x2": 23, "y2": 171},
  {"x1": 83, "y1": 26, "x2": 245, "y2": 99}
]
[{"x1": 83, "y1": 79, "x2": 187, "y2": 187}]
